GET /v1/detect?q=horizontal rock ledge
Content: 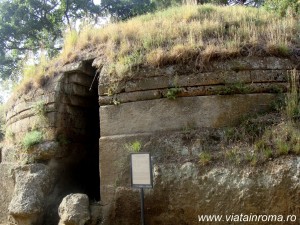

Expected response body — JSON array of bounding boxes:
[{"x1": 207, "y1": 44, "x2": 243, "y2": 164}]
[{"x1": 100, "y1": 93, "x2": 277, "y2": 137}]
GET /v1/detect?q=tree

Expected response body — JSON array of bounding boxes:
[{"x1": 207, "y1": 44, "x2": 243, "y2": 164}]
[
  {"x1": 151, "y1": 0, "x2": 181, "y2": 10},
  {"x1": 200, "y1": 0, "x2": 263, "y2": 6},
  {"x1": 264, "y1": 0, "x2": 300, "y2": 17},
  {"x1": 0, "y1": 0, "x2": 99, "y2": 80},
  {"x1": 100, "y1": 0, "x2": 264, "y2": 20},
  {"x1": 100, "y1": 0, "x2": 155, "y2": 20}
]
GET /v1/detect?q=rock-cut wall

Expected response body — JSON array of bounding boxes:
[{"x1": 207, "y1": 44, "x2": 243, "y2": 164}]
[
  {"x1": 1, "y1": 59, "x2": 101, "y2": 225},
  {"x1": 98, "y1": 56, "x2": 300, "y2": 225},
  {"x1": 0, "y1": 55, "x2": 299, "y2": 225}
]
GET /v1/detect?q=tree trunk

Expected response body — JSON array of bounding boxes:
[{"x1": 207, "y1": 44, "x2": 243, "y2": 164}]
[{"x1": 182, "y1": 0, "x2": 198, "y2": 5}]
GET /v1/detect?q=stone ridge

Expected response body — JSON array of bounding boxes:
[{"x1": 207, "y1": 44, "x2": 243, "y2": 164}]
[
  {"x1": 98, "y1": 57, "x2": 295, "y2": 105},
  {"x1": 1, "y1": 59, "x2": 99, "y2": 225},
  {"x1": 4, "y1": 56, "x2": 297, "y2": 145},
  {"x1": 5, "y1": 61, "x2": 96, "y2": 144},
  {"x1": 97, "y1": 56, "x2": 299, "y2": 225}
]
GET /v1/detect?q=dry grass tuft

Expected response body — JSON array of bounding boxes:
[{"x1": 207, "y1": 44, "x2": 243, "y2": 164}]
[
  {"x1": 62, "y1": 4, "x2": 298, "y2": 79},
  {"x1": 13, "y1": 4, "x2": 300, "y2": 95}
]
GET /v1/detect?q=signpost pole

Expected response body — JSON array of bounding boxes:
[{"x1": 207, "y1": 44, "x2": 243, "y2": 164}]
[
  {"x1": 140, "y1": 188, "x2": 145, "y2": 225},
  {"x1": 131, "y1": 153, "x2": 153, "y2": 225}
]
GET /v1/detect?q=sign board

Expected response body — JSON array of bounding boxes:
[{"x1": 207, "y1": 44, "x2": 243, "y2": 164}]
[{"x1": 131, "y1": 153, "x2": 153, "y2": 188}]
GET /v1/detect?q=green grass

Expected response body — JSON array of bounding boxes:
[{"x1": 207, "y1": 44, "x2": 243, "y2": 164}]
[
  {"x1": 275, "y1": 140, "x2": 289, "y2": 155},
  {"x1": 22, "y1": 130, "x2": 43, "y2": 150},
  {"x1": 125, "y1": 140, "x2": 142, "y2": 153},
  {"x1": 286, "y1": 69, "x2": 300, "y2": 120},
  {"x1": 218, "y1": 83, "x2": 251, "y2": 95},
  {"x1": 33, "y1": 101, "x2": 46, "y2": 117},
  {"x1": 166, "y1": 87, "x2": 182, "y2": 100},
  {"x1": 199, "y1": 151, "x2": 212, "y2": 166}
]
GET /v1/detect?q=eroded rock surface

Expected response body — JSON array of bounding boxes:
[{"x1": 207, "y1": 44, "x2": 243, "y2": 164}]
[
  {"x1": 0, "y1": 56, "x2": 299, "y2": 225},
  {"x1": 8, "y1": 164, "x2": 55, "y2": 225},
  {"x1": 58, "y1": 194, "x2": 90, "y2": 225}
]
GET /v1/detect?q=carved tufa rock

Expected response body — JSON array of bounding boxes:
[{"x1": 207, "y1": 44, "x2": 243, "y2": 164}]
[
  {"x1": 58, "y1": 194, "x2": 90, "y2": 225},
  {"x1": 8, "y1": 164, "x2": 55, "y2": 225}
]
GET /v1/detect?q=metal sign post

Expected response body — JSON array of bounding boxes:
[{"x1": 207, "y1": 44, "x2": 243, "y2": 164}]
[
  {"x1": 140, "y1": 187, "x2": 145, "y2": 225},
  {"x1": 131, "y1": 153, "x2": 153, "y2": 225}
]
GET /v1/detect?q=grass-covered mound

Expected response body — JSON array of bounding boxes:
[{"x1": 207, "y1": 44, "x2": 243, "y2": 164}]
[{"x1": 16, "y1": 4, "x2": 300, "y2": 94}]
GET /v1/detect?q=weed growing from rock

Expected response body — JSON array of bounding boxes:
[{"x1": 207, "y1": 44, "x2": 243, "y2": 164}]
[
  {"x1": 286, "y1": 69, "x2": 300, "y2": 120},
  {"x1": 166, "y1": 87, "x2": 182, "y2": 100},
  {"x1": 22, "y1": 130, "x2": 43, "y2": 150},
  {"x1": 199, "y1": 152, "x2": 212, "y2": 166},
  {"x1": 125, "y1": 140, "x2": 142, "y2": 153}
]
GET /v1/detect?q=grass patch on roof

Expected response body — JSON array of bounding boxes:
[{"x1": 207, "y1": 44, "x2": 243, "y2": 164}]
[
  {"x1": 14, "y1": 4, "x2": 300, "y2": 94},
  {"x1": 73, "y1": 4, "x2": 298, "y2": 76}
]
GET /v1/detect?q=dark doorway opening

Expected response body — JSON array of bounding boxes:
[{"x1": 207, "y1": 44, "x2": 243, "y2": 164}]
[
  {"x1": 75, "y1": 94, "x2": 100, "y2": 201},
  {"x1": 58, "y1": 66, "x2": 101, "y2": 202},
  {"x1": 44, "y1": 64, "x2": 101, "y2": 225},
  {"x1": 71, "y1": 69, "x2": 100, "y2": 202}
]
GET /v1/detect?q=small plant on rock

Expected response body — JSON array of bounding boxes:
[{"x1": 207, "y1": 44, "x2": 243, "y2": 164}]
[
  {"x1": 199, "y1": 151, "x2": 212, "y2": 166},
  {"x1": 275, "y1": 140, "x2": 289, "y2": 155},
  {"x1": 263, "y1": 147, "x2": 273, "y2": 159},
  {"x1": 32, "y1": 100, "x2": 48, "y2": 128},
  {"x1": 33, "y1": 101, "x2": 46, "y2": 117},
  {"x1": 166, "y1": 75, "x2": 182, "y2": 100},
  {"x1": 125, "y1": 140, "x2": 142, "y2": 153},
  {"x1": 166, "y1": 87, "x2": 182, "y2": 100},
  {"x1": 219, "y1": 82, "x2": 251, "y2": 95},
  {"x1": 286, "y1": 69, "x2": 300, "y2": 120},
  {"x1": 22, "y1": 130, "x2": 43, "y2": 150}
]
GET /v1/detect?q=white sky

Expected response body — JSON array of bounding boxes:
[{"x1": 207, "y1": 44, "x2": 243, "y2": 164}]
[{"x1": 94, "y1": 0, "x2": 101, "y2": 5}]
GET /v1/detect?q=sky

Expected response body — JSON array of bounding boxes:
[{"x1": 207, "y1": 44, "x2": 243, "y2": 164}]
[{"x1": 94, "y1": 0, "x2": 101, "y2": 5}]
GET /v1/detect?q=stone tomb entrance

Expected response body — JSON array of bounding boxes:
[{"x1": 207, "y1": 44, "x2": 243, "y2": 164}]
[
  {"x1": 54, "y1": 60, "x2": 101, "y2": 202},
  {"x1": 60, "y1": 76, "x2": 101, "y2": 202},
  {"x1": 3, "y1": 59, "x2": 101, "y2": 224}
]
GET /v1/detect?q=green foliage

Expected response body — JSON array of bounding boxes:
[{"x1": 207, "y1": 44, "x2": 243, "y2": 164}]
[
  {"x1": 263, "y1": 147, "x2": 273, "y2": 159},
  {"x1": 217, "y1": 0, "x2": 264, "y2": 6},
  {"x1": 125, "y1": 140, "x2": 142, "y2": 153},
  {"x1": 182, "y1": 123, "x2": 196, "y2": 140},
  {"x1": 0, "y1": 104, "x2": 5, "y2": 140},
  {"x1": 166, "y1": 75, "x2": 182, "y2": 100},
  {"x1": 151, "y1": 0, "x2": 181, "y2": 10},
  {"x1": 275, "y1": 140, "x2": 289, "y2": 155},
  {"x1": 151, "y1": 0, "x2": 264, "y2": 9},
  {"x1": 286, "y1": 70, "x2": 300, "y2": 120},
  {"x1": 101, "y1": 0, "x2": 155, "y2": 20},
  {"x1": 22, "y1": 130, "x2": 43, "y2": 150},
  {"x1": 224, "y1": 114, "x2": 270, "y2": 145},
  {"x1": 33, "y1": 101, "x2": 46, "y2": 117},
  {"x1": 219, "y1": 83, "x2": 251, "y2": 95},
  {"x1": 264, "y1": 0, "x2": 300, "y2": 17},
  {"x1": 0, "y1": 0, "x2": 99, "y2": 79},
  {"x1": 252, "y1": 119, "x2": 300, "y2": 164},
  {"x1": 225, "y1": 147, "x2": 240, "y2": 164},
  {"x1": 32, "y1": 100, "x2": 48, "y2": 128},
  {"x1": 114, "y1": 50, "x2": 143, "y2": 76},
  {"x1": 199, "y1": 151, "x2": 212, "y2": 166},
  {"x1": 166, "y1": 87, "x2": 182, "y2": 100}
]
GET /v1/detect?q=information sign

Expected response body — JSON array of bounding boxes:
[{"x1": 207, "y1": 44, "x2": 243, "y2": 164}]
[{"x1": 130, "y1": 153, "x2": 153, "y2": 188}]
